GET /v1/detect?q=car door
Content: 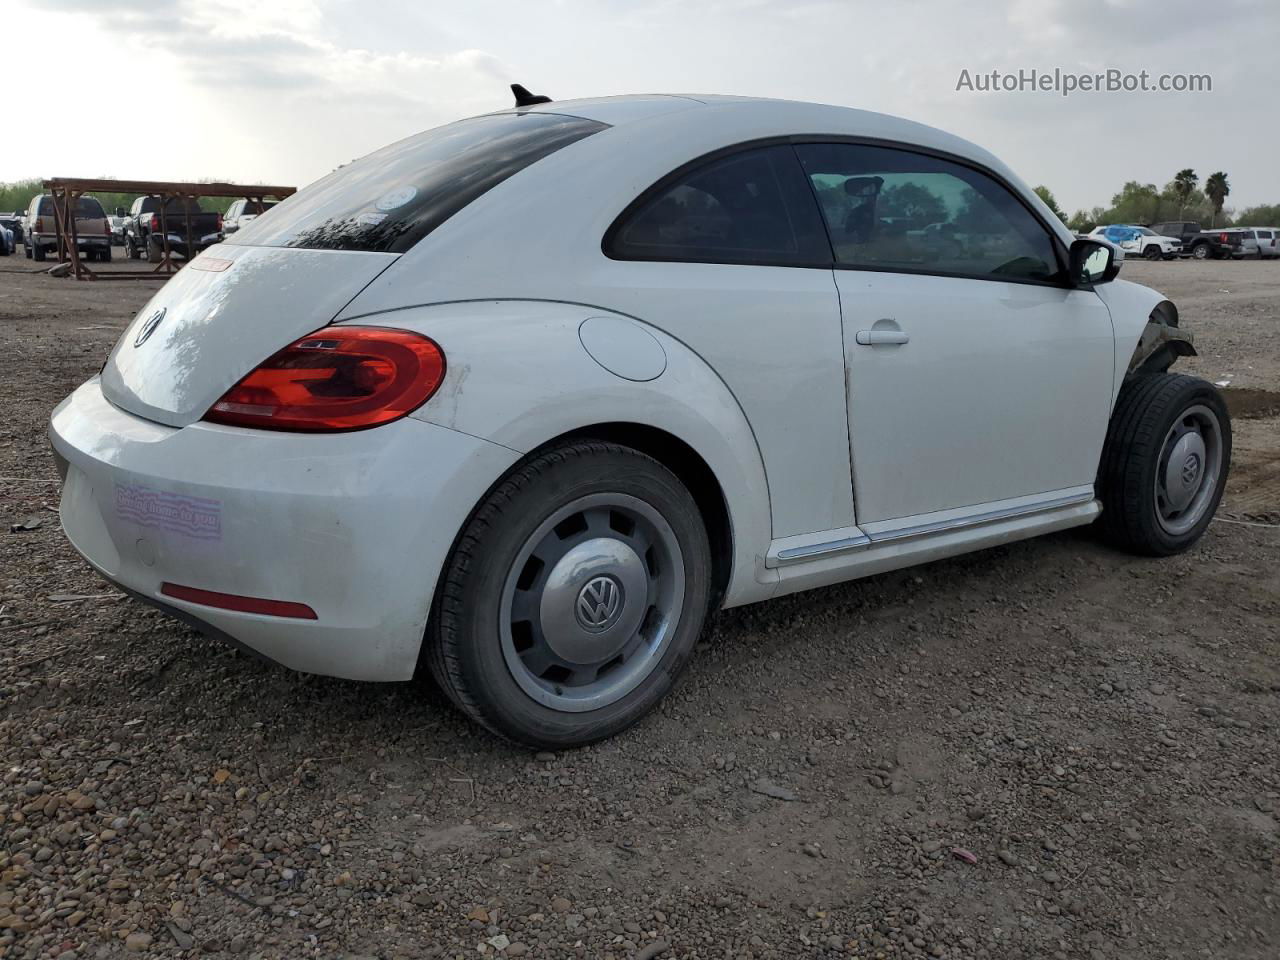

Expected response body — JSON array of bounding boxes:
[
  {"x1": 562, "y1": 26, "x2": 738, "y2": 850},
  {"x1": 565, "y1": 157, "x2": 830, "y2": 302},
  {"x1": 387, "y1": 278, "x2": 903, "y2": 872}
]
[
  {"x1": 595, "y1": 143, "x2": 853, "y2": 539},
  {"x1": 794, "y1": 142, "x2": 1115, "y2": 527}
]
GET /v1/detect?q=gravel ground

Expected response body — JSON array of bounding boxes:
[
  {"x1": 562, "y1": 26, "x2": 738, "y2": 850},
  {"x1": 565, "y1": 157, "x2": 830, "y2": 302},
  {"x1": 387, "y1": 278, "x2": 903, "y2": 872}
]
[{"x1": 1, "y1": 252, "x2": 1278, "y2": 959}]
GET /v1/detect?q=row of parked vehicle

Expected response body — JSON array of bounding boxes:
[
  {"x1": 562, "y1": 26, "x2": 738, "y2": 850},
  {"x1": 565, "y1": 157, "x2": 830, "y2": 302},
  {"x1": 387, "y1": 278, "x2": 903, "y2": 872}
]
[
  {"x1": 1085, "y1": 221, "x2": 1279, "y2": 261},
  {"x1": 0, "y1": 195, "x2": 277, "y2": 261}
]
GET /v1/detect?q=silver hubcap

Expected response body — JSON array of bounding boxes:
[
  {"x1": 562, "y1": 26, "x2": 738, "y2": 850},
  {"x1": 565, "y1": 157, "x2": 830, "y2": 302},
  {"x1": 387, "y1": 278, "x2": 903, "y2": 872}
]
[
  {"x1": 500, "y1": 493, "x2": 685, "y2": 713},
  {"x1": 1155, "y1": 403, "x2": 1222, "y2": 536}
]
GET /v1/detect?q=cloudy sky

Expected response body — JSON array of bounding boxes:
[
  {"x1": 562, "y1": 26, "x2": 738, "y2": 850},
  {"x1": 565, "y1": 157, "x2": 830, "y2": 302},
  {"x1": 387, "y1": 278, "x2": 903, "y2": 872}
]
[{"x1": 7, "y1": 0, "x2": 1275, "y2": 214}]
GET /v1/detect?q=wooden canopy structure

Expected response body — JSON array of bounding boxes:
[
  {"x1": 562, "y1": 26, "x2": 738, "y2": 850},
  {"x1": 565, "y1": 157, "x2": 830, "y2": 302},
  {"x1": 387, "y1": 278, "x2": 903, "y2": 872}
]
[{"x1": 42, "y1": 178, "x2": 296, "y2": 281}]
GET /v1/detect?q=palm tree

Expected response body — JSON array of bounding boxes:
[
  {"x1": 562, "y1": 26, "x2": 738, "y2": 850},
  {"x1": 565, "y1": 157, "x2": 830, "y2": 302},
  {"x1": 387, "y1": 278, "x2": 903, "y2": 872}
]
[
  {"x1": 1205, "y1": 171, "x2": 1230, "y2": 227},
  {"x1": 1173, "y1": 168, "x2": 1198, "y2": 217}
]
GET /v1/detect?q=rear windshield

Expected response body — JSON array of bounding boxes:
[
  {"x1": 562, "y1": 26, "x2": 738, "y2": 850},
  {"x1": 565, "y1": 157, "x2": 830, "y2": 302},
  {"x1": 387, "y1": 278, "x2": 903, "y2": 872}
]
[
  {"x1": 227, "y1": 112, "x2": 607, "y2": 253},
  {"x1": 34, "y1": 196, "x2": 104, "y2": 217},
  {"x1": 139, "y1": 196, "x2": 206, "y2": 214}
]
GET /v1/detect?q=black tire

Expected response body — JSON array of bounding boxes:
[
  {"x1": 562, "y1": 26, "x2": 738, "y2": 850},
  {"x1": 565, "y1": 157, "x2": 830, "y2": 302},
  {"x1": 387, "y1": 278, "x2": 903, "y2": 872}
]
[
  {"x1": 33, "y1": 243, "x2": 45, "y2": 262},
  {"x1": 126, "y1": 236, "x2": 140, "y2": 260},
  {"x1": 101, "y1": 245, "x2": 112, "y2": 263},
  {"x1": 24, "y1": 240, "x2": 32, "y2": 259},
  {"x1": 1097, "y1": 374, "x2": 1231, "y2": 556},
  {"x1": 1191, "y1": 243, "x2": 1209, "y2": 260},
  {"x1": 1143, "y1": 245, "x2": 1162, "y2": 260},
  {"x1": 147, "y1": 238, "x2": 162, "y2": 263},
  {"x1": 427, "y1": 441, "x2": 712, "y2": 748}
]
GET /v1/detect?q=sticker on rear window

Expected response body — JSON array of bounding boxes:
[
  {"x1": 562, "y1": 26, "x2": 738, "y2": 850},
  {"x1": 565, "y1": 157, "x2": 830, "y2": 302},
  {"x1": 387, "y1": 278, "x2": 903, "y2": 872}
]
[
  {"x1": 375, "y1": 186, "x2": 417, "y2": 211},
  {"x1": 356, "y1": 212, "x2": 389, "y2": 226}
]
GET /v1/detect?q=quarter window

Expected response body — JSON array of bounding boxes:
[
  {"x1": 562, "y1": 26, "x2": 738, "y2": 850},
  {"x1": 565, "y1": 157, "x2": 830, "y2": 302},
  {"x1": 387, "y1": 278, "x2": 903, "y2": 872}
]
[
  {"x1": 606, "y1": 145, "x2": 830, "y2": 265},
  {"x1": 795, "y1": 143, "x2": 1061, "y2": 283}
]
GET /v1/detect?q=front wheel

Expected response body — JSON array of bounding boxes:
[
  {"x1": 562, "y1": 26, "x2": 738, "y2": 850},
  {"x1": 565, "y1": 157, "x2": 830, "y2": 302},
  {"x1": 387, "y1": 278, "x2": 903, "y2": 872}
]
[
  {"x1": 427, "y1": 441, "x2": 712, "y2": 748},
  {"x1": 1144, "y1": 245, "x2": 1162, "y2": 260},
  {"x1": 1097, "y1": 374, "x2": 1231, "y2": 555}
]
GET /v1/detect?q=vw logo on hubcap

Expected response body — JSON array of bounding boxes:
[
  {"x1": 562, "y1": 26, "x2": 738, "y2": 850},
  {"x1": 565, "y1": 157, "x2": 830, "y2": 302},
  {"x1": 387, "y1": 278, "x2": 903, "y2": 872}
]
[
  {"x1": 1181, "y1": 452, "x2": 1201, "y2": 486},
  {"x1": 575, "y1": 575, "x2": 624, "y2": 632}
]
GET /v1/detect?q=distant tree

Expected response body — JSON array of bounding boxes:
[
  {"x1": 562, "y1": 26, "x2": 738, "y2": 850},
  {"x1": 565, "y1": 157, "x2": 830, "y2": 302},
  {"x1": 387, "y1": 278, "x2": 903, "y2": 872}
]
[
  {"x1": 1067, "y1": 208, "x2": 1105, "y2": 233},
  {"x1": 1032, "y1": 186, "x2": 1069, "y2": 225},
  {"x1": 1108, "y1": 181, "x2": 1163, "y2": 225},
  {"x1": 1235, "y1": 203, "x2": 1280, "y2": 227},
  {"x1": 1204, "y1": 172, "x2": 1230, "y2": 227},
  {"x1": 878, "y1": 182, "x2": 947, "y2": 225},
  {"x1": 1172, "y1": 168, "x2": 1199, "y2": 216}
]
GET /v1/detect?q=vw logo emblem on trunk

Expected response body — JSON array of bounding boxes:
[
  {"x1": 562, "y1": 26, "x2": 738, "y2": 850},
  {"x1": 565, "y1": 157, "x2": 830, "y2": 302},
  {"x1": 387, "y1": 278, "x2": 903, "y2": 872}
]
[
  {"x1": 575, "y1": 575, "x2": 624, "y2": 632},
  {"x1": 134, "y1": 307, "x2": 166, "y2": 347}
]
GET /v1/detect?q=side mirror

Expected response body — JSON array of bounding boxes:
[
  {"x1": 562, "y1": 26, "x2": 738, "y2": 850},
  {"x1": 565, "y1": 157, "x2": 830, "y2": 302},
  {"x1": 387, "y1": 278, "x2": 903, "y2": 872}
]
[{"x1": 1069, "y1": 238, "x2": 1120, "y2": 286}]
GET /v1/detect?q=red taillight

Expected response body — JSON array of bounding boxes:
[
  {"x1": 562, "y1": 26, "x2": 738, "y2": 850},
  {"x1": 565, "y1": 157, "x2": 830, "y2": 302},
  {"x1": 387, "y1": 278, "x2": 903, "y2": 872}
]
[
  {"x1": 105, "y1": 220, "x2": 112, "y2": 235},
  {"x1": 150, "y1": 214, "x2": 160, "y2": 231},
  {"x1": 161, "y1": 582, "x2": 317, "y2": 619},
  {"x1": 204, "y1": 326, "x2": 445, "y2": 432},
  {"x1": 216, "y1": 213, "x2": 223, "y2": 231},
  {"x1": 1220, "y1": 232, "x2": 1229, "y2": 242},
  {"x1": 34, "y1": 217, "x2": 43, "y2": 231}
]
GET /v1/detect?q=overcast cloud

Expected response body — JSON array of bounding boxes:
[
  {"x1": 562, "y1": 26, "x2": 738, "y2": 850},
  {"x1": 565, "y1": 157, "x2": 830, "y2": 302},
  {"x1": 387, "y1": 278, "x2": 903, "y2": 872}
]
[{"x1": 7, "y1": 0, "x2": 1275, "y2": 213}]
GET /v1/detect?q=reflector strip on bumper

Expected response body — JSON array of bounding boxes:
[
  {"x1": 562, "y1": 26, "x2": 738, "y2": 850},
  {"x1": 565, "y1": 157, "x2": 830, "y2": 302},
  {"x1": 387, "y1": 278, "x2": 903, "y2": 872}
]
[{"x1": 160, "y1": 582, "x2": 318, "y2": 620}]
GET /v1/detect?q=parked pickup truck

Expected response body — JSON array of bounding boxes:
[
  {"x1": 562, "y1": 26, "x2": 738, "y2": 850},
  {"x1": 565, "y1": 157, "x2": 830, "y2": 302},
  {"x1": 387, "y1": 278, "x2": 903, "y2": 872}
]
[
  {"x1": 123, "y1": 196, "x2": 223, "y2": 262},
  {"x1": 1149, "y1": 221, "x2": 1244, "y2": 260}
]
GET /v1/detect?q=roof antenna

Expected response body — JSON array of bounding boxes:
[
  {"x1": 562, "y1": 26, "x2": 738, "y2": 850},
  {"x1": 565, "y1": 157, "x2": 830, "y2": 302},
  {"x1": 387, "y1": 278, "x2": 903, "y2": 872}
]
[{"x1": 511, "y1": 83, "x2": 552, "y2": 107}]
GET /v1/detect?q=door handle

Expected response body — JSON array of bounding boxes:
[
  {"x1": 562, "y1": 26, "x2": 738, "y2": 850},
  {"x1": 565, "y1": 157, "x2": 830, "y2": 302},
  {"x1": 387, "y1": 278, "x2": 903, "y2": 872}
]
[{"x1": 855, "y1": 329, "x2": 910, "y2": 346}]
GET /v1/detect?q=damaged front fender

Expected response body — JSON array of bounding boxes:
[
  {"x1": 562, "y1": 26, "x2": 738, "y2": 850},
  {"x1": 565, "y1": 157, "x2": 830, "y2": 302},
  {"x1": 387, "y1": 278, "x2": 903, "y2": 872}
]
[
  {"x1": 1127, "y1": 300, "x2": 1197, "y2": 378},
  {"x1": 1093, "y1": 280, "x2": 1198, "y2": 405}
]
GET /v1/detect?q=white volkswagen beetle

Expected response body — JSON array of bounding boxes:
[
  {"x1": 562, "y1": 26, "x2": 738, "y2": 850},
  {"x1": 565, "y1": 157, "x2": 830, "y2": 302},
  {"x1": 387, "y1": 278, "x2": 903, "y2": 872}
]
[{"x1": 50, "y1": 91, "x2": 1230, "y2": 747}]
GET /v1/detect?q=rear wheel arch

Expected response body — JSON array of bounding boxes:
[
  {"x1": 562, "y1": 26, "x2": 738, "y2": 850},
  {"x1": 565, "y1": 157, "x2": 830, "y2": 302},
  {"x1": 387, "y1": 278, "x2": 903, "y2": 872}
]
[{"x1": 433, "y1": 422, "x2": 735, "y2": 616}]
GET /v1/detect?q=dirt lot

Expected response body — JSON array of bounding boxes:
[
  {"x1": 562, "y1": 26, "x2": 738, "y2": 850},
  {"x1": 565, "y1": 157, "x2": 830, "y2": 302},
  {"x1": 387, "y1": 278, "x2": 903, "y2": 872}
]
[{"x1": 1, "y1": 253, "x2": 1277, "y2": 960}]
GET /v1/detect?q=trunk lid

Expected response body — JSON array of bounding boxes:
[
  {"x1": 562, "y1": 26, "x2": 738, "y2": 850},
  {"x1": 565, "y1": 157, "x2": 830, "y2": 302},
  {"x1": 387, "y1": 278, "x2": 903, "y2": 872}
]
[{"x1": 100, "y1": 244, "x2": 397, "y2": 427}]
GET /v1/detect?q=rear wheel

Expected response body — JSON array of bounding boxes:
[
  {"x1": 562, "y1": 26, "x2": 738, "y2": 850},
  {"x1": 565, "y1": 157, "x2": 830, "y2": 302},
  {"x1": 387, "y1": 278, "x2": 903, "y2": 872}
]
[
  {"x1": 24, "y1": 239, "x2": 32, "y2": 259},
  {"x1": 101, "y1": 244, "x2": 112, "y2": 263},
  {"x1": 428, "y1": 441, "x2": 712, "y2": 748},
  {"x1": 1191, "y1": 243, "x2": 1209, "y2": 260},
  {"x1": 147, "y1": 238, "x2": 162, "y2": 263},
  {"x1": 33, "y1": 243, "x2": 45, "y2": 262},
  {"x1": 1097, "y1": 374, "x2": 1230, "y2": 555}
]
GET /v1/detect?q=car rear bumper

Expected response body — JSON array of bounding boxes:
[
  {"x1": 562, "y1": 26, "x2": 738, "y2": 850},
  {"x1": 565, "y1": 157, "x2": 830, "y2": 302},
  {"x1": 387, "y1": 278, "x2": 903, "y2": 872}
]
[
  {"x1": 49, "y1": 378, "x2": 518, "y2": 681},
  {"x1": 30, "y1": 234, "x2": 109, "y2": 248},
  {"x1": 150, "y1": 233, "x2": 223, "y2": 254}
]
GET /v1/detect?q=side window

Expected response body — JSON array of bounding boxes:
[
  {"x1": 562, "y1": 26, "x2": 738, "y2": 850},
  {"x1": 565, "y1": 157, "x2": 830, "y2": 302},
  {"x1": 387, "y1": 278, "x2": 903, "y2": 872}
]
[
  {"x1": 794, "y1": 143, "x2": 1062, "y2": 283},
  {"x1": 606, "y1": 145, "x2": 830, "y2": 266}
]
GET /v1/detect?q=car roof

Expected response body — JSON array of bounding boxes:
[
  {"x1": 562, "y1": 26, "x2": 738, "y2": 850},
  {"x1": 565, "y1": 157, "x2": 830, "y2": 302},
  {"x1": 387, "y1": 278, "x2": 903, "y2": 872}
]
[
  {"x1": 343, "y1": 93, "x2": 1075, "y2": 318},
  {"x1": 502, "y1": 94, "x2": 1010, "y2": 175}
]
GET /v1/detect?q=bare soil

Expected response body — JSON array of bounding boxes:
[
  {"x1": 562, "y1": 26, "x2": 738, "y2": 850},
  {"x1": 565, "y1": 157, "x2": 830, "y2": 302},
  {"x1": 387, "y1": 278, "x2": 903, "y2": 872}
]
[{"x1": 1, "y1": 252, "x2": 1277, "y2": 959}]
